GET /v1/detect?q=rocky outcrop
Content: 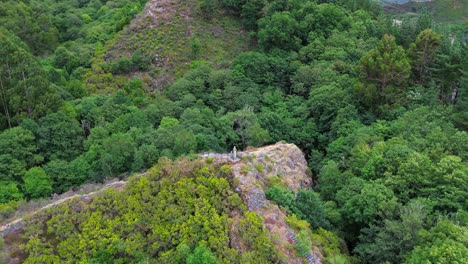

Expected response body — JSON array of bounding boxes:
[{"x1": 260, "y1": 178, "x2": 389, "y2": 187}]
[
  {"x1": 241, "y1": 143, "x2": 312, "y2": 191},
  {"x1": 214, "y1": 143, "x2": 322, "y2": 264},
  {"x1": 2, "y1": 143, "x2": 322, "y2": 263}
]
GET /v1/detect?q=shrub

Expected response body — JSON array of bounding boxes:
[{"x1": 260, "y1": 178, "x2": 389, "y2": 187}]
[
  {"x1": 23, "y1": 167, "x2": 53, "y2": 199},
  {"x1": 265, "y1": 186, "x2": 299, "y2": 216},
  {"x1": 286, "y1": 214, "x2": 310, "y2": 232},
  {"x1": 240, "y1": 165, "x2": 251, "y2": 175},
  {"x1": 265, "y1": 175, "x2": 282, "y2": 188},
  {"x1": 218, "y1": 165, "x2": 232, "y2": 177},
  {"x1": 255, "y1": 163, "x2": 264, "y2": 173},
  {"x1": 295, "y1": 230, "x2": 312, "y2": 257}
]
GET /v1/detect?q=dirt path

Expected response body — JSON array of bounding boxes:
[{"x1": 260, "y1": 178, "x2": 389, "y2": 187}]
[{"x1": 0, "y1": 181, "x2": 127, "y2": 236}]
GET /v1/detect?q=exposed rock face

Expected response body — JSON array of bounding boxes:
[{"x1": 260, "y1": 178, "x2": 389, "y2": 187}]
[
  {"x1": 243, "y1": 143, "x2": 312, "y2": 191},
  {"x1": 228, "y1": 142, "x2": 321, "y2": 264}
]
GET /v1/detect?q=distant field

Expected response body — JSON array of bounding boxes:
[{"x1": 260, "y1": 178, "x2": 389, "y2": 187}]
[{"x1": 383, "y1": 0, "x2": 467, "y2": 23}]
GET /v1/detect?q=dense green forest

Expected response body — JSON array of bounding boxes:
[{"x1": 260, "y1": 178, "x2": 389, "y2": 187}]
[{"x1": 0, "y1": 0, "x2": 467, "y2": 263}]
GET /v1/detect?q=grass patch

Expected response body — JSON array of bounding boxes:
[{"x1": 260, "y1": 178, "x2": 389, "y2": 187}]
[
  {"x1": 266, "y1": 175, "x2": 283, "y2": 188},
  {"x1": 255, "y1": 163, "x2": 264, "y2": 173},
  {"x1": 240, "y1": 165, "x2": 252, "y2": 175},
  {"x1": 286, "y1": 214, "x2": 310, "y2": 232}
]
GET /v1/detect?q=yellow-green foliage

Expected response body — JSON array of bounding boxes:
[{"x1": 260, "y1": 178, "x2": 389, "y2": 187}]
[
  {"x1": 218, "y1": 165, "x2": 232, "y2": 177},
  {"x1": 286, "y1": 214, "x2": 311, "y2": 232},
  {"x1": 18, "y1": 158, "x2": 276, "y2": 263},
  {"x1": 0, "y1": 200, "x2": 19, "y2": 222},
  {"x1": 325, "y1": 254, "x2": 352, "y2": 264},
  {"x1": 241, "y1": 165, "x2": 252, "y2": 175},
  {"x1": 266, "y1": 175, "x2": 283, "y2": 188},
  {"x1": 255, "y1": 163, "x2": 264, "y2": 173},
  {"x1": 312, "y1": 228, "x2": 342, "y2": 258},
  {"x1": 295, "y1": 230, "x2": 312, "y2": 257},
  {"x1": 238, "y1": 211, "x2": 279, "y2": 263}
]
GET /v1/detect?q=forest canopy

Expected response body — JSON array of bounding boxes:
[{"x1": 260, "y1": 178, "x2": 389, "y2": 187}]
[{"x1": 0, "y1": 0, "x2": 467, "y2": 263}]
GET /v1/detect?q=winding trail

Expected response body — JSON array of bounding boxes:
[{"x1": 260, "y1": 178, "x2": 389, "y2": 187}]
[{"x1": 0, "y1": 181, "x2": 127, "y2": 236}]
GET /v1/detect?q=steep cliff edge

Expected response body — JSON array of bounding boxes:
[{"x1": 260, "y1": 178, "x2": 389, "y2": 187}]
[{"x1": 210, "y1": 143, "x2": 322, "y2": 264}]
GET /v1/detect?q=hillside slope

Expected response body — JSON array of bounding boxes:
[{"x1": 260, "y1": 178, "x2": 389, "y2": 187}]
[
  {"x1": 1, "y1": 143, "x2": 328, "y2": 263},
  {"x1": 383, "y1": 0, "x2": 467, "y2": 23},
  {"x1": 85, "y1": 0, "x2": 252, "y2": 93}
]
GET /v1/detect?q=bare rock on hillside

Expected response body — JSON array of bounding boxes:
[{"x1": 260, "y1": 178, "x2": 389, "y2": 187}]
[
  {"x1": 244, "y1": 142, "x2": 312, "y2": 191},
  {"x1": 228, "y1": 142, "x2": 321, "y2": 264}
]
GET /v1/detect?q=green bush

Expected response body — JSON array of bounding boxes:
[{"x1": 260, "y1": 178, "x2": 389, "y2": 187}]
[
  {"x1": 265, "y1": 186, "x2": 299, "y2": 216},
  {"x1": 295, "y1": 230, "x2": 312, "y2": 257},
  {"x1": 23, "y1": 167, "x2": 53, "y2": 199},
  {"x1": 255, "y1": 163, "x2": 264, "y2": 173},
  {"x1": 240, "y1": 165, "x2": 251, "y2": 175}
]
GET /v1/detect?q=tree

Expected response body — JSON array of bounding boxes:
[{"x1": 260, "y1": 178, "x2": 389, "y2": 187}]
[
  {"x1": 428, "y1": 155, "x2": 468, "y2": 212},
  {"x1": 223, "y1": 109, "x2": 270, "y2": 149},
  {"x1": 406, "y1": 221, "x2": 468, "y2": 264},
  {"x1": 408, "y1": 29, "x2": 441, "y2": 84},
  {"x1": 99, "y1": 133, "x2": 136, "y2": 178},
  {"x1": 0, "y1": 2, "x2": 58, "y2": 54},
  {"x1": 241, "y1": 0, "x2": 265, "y2": 30},
  {"x1": 153, "y1": 116, "x2": 198, "y2": 157},
  {"x1": 0, "y1": 28, "x2": 62, "y2": 126},
  {"x1": 355, "y1": 201, "x2": 429, "y2": 264},
  {"x1": 257, "y1": 12, "x2": 301, "y2": 52},
  {"x1": 233, "y1": 52, "x2": 275, "y2": 86},
  {"x1": 359, "y1": 34, "x2": 410, "y2": 106},
  {"x1": 219, "y1": 0, "x2": 245, "y2": 14},
  {"x1": 265, "y1": 186, "x2": 299, "y2": 216},
  {"x1": 23, "y1": 167, "x2": 53, "y2": 199},
  {"x1": 180, "y1": 107, "x2": 224, "y2": 152},
  {"x1": 186, "y1": 245, "x2": 218, "y2": 264},
  {"x1": 0, "y1": 181, "x2": 23, "y2": 203},
  {"x1": 54, "y1": 46, "x2": 79, "y2": 73},
  {"x1": 336, "y1": 178, "x2": 396, "y2": 226},
  {"x1": 0, "y1": 154, "x2": 26, "y2": 182},
  {"x1": 310, "y1": 3, "x2": 349, "y2": 38},
  {"x1": 308, "y1": 83, "x2": 352, "y2": 134},
  {"x1": 199, "y1": 0, "x2": 217, "y2": 19},
  {"x1": 296, "y1": 189, "x2": 330, "y2": 229},
  {"x1": 37, "y1": 112, "x2": 84, "y2": 162},
  {"x1": 317, "y1": 160, "x2": 347, "y2": 201},
  {"x1": 291, "y1": 65, "x2": 316, "y2": 96},
  {"x1": 432, "y1": 37, "x2": 466, "y2": 104},
  {"x1": 0, "y1": 126, "x2": 39, "y2": 167},
  {"x1": 44, "y1": 157, "x2": 90, "y2": 193}
]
